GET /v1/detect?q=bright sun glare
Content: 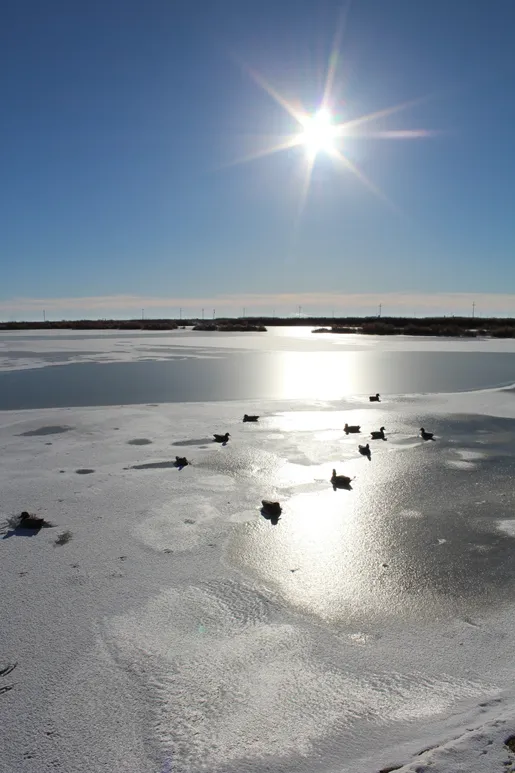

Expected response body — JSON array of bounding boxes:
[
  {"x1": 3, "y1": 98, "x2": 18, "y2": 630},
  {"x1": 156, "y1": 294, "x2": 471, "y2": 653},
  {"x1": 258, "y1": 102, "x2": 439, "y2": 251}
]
[
  {"x1": 300, "y1": 109, "x2": 338, "y2": 156},
  {"x1": 229, "y1": 10, "x2": 436, "y2": 218}
]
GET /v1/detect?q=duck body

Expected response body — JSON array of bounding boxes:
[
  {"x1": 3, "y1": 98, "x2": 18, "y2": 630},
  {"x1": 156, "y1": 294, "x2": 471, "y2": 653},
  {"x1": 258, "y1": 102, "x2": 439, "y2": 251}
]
[
  {"x1": 261, "y1": 499, "x2": 283, "y2": 518},
  {"x1": 344, "y1": 423, "x2": 361, "y2": 434},
  {"x1": 213, "y1": 432, "x2": 230, "y2": 443},
  {"x1": 369, "y1": 393, "x2": 381, "y2": 402},
  {"x1": 261, "y1": 501, "x2": 282, "y2": 523},
  {"x1": 371, "y1": 426, "x2": 386, "y2": 440},
  {"x1": 175, "y1": 456, "x2": 189, "y2": 468},
  {"x1": 358, "y1": 443, "x2": 371, "y2": 459},
  {"x1": 18, "y1": 511, "x2": 53, "y2": 530},
  {"x1": 420, "y1": 427, "x2": 435, "y2": 441},
  {"x1": 331, "y1": 469, "x2": 353, "y2": 489},
  {"x1": 243, "y1": 414, "x2": 259, "y2": 422}
]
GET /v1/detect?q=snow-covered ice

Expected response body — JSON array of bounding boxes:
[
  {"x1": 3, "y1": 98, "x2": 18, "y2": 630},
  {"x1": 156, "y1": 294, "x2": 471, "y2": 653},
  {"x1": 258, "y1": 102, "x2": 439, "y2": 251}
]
[{"x1": 3, "y1": 331, "x2": 515, "y2": 772}]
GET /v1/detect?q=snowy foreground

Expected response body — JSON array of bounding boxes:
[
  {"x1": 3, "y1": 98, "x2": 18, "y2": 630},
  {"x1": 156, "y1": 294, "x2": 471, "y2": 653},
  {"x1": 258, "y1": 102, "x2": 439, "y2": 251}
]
[{"x1": 3, "y1": 385, "x2": 515, "y2": 772}]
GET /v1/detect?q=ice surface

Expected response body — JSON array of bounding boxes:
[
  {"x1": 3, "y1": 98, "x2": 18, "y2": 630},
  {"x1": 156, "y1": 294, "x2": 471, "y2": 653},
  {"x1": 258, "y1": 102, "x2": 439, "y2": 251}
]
[
  {"x1": 3, "y1": 326, "x2": 515, "y2": 372},
  {"x1": 3, "y1": 338, "x2": 515, "y2": 771},
  {"x1": 389, "y1": 708, "x2": 515, "y2": 772}
]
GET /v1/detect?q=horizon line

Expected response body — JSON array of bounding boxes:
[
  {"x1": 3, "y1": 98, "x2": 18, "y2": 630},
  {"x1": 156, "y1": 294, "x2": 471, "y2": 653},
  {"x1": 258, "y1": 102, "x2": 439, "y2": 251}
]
[{"x1": 1, "y1": 291, "x2": 515, "y2": 318}]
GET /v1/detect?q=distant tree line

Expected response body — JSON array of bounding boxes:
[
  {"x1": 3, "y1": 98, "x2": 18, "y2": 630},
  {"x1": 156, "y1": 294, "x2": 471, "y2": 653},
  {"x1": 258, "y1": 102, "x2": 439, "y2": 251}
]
[
  {"x1": 0, "y1": 319, "x2": 181, "y2": 331},
  {"x1": 310, "y1": 317, "x2": 515, "y2": 338},
  {"x1": 1, "y1": 315, "x2": 515, "y2": 337}
]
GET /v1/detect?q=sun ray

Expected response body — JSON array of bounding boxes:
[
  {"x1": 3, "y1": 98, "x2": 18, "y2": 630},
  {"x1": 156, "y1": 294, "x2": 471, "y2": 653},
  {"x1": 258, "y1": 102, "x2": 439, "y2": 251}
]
[
  {"x1": 216, "y1": 135, "x2": 304, "y2": 171},
  {"x1": 340, "y1": 94, "x2": 432, "y2": 134},
  {"x1": 244, "y1": 66, "x2": 308, "y2": 127},
  {"x1": 292, "y1": 152, "x2": 317, "y2": 237},
  {"x1": 321, "y1": 2, "x2": 352, "y2": 110},
  {"x1": 328, "y1": 146, "x2": 398, "y2": 211},
  {"x1": 353, "y1": 129, "x2": 439, "y2": 139}
]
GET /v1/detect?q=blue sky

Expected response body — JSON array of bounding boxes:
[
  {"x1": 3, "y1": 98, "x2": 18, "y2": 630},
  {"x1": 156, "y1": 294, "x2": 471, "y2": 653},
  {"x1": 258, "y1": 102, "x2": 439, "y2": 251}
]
[{"x1": 1, "y1": 0, "x2": 515, "y2": 319}]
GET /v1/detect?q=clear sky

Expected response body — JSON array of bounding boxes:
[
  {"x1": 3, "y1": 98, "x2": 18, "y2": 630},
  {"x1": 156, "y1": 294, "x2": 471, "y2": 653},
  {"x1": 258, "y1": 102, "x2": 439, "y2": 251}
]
[{"x1": 1, "y1": 0, "x2": 515, "y2": 319}]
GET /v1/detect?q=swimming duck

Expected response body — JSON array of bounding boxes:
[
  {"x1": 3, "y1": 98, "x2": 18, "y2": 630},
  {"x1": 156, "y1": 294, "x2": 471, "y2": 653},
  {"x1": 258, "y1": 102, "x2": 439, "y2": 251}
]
[
  {"x1": 369, "y1": 393, "x2": 381, "y2": 402},
  {"x1": 243, "y1": 414, "x2": 259, "y2": 422},
  {"x1": 213, "y1": 432, "x2": 230, "y2": 443},
  {"x1": 358, "y1": 443, "x2": 371, "y2": 459},
  {"x1": 371, "y1": 426, "x2": 386, "y2": 440},
  {"x1": 331, "y1": 469, "x2": 353, "y2": 490},
  {"x1": 174, "y1": 456, "x2": 189, "y2": 468},
  {"x1": 420, "y1": 427, "x2": 435, "y2": 441},
  {"x1": 344, "y1": 423, "x2": 361, "y2": 434}
]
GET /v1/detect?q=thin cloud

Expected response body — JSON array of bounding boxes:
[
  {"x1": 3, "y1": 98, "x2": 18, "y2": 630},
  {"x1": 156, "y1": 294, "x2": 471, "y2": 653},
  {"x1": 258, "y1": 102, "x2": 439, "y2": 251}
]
[{"x1": 1, "y1": 292, "x2": 515, "y2": 316}]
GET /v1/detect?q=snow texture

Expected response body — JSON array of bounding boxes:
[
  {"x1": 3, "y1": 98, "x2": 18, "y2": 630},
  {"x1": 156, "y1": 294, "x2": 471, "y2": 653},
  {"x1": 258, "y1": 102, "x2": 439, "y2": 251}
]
[{"x1": 3, "y1": 332, "x2": 515, "y2": 772}]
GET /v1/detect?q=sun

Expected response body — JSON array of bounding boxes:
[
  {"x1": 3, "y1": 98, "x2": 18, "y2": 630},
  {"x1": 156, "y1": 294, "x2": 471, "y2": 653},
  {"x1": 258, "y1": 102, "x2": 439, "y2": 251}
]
[
  {"x1": 226, "y1": 55, "x2": 435, "y2": 214},
  {"x1": 299, "y1": 108, "x2": 338, "y2": 156}
]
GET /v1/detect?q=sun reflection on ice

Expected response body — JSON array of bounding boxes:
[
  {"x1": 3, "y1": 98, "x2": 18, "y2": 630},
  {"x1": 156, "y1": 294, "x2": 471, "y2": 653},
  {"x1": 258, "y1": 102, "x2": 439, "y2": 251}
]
[
  {"x1": 272, "y1": 351, "x2": 360, "y2": 400},
  {"x1": 228, "y1": 488, "x2": 386, "y2": 621}
]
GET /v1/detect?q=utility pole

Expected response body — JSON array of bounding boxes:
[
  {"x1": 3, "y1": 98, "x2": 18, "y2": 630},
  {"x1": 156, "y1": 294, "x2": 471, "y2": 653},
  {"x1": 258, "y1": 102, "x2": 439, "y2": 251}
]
[
  {"x1": 472, "y1": 301, "x2": 475, "y2": 319},
  {"x1": 298, "y1": 305, "x2": 302, "y2": 317},
  {"x1": 242, "y1": 307, "x2": 246, "y2": 318},
  {"x1": 202, "y1": 308, "x2": 204, "y2": 320},
  {"x1": 142, "y1": 309, "x2": 144, "y2": 320},
  {"x1": 179, "y1": 307, "x2": 182, "y2": 321},
  {"x1": 43, "y1": 310, "x2": 46, "y2": 322},
  {"x1": 213, "y1": 309, "x2": 215, "y2": 319},
  {"x1": 378, "y1": 303, "x2": 382, "y2": 318}
]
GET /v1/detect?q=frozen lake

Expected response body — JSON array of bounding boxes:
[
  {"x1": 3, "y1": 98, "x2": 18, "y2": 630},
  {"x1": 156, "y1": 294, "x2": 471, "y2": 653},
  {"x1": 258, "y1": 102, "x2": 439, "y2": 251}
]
[
  {"x1": 2, "y1": 327, "x2": 515, "y2": 408},
  {"x1": 2, "y1": 328, "x2": 515, "y2": 773}
]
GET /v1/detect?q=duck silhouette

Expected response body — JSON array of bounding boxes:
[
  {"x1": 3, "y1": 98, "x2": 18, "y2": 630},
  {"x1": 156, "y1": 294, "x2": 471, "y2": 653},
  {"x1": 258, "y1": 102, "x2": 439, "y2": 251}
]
[
  {"x1": 15, "y1": 511, "x2": 54, "y2": 532},
  {"x1": 331, "y1": 469, "x2": 353, "y2": 490},
  {"x1": 371, "y1": 426, "x2": 386, "y2": 440},
  {"x1": 261, "y1": 500, "x2": 281, "y2": 524},
  {"x1": 358, "y1": 443, "x2": 371, "y2": 460}
]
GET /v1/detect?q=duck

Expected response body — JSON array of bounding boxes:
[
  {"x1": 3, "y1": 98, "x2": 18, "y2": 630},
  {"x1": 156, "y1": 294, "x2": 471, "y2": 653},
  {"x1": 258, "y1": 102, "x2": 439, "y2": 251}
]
[
  {"x1": 213, "y1": 432, "x2": 230, "y2": 443},
  {"x1": 371, "y1": 426, "x2": 386, "y2": 440},
  {"x1": 261, "y1": 501, "x2": 282, "y2": 523},
  {"x1": 344, "y1": 423, "x2": 361, "y2": 434},
  {"x1": 358, "y1": 443, "x2": 371, "y2": 459},
  {"x1": 331, "y1": 469, "x2": 353, "y2": 490},
  {"x1": 420, "y1": 427, "x2": 435, "y2": 441},
  {"x1": 369, "y1": 393, "x2": 381, "y2": 402},
  {"x1": 174, "y1": 456, "x2": 189, "y2": 468},
  {"x1": 243, "y1": 414, "x2": 259, "y2": 422},
  {"x1": 18, "y1": 511, "x2": 53, "y2": 530},
  {"x1": 261, "y1": 499, "x2": 283, "y2": 518}
]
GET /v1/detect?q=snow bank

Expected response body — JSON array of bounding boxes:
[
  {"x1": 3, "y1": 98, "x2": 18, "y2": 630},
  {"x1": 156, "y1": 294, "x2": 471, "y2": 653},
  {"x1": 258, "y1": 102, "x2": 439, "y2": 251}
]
[{"x1": 389, "y1": 707, "x2": 515, "y2": 772}]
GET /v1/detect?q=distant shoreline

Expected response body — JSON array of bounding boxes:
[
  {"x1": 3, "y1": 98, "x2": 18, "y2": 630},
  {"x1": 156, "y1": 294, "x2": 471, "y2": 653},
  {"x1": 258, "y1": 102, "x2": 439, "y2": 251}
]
[{"x1": 2, "y1": 316, "x2": 515, "y2": 337}]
